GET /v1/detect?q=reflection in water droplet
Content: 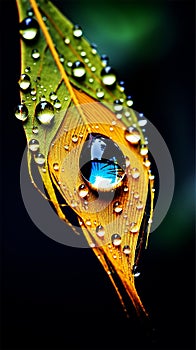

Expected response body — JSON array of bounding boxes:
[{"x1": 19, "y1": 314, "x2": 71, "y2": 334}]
[
  {"x1": 32, "y1": 126, "x2": 38, "y2": 134},
  {"x1": 130, "y1": 168, "x2": 140, "y2": 179},
  {"x1": 73, "y1": 24, "x2": 83, "y2": 38},
  {"x1": 72, "y1": 135, "x2": 78, "y2": 143},
  {"x1": 101, "y1": 66, "x2": 117, "y2": 86},
  {"x1": 96, "y1": 88, "x2": 104, "y2": 99},
  {"x1": 19, "y1": 17, "x2": 39, "y2": 41},
  {"x1": 53, "y1": 99, "x2": 62, "y2": 109},
  {"x1": 125, "y1": 127, "x2": 141, "y2": 144},
  {"x1": 35, "y1": 101, "x2": 55, "y2": 125},
  {"x1": 113, "y1": 99, "x2": 123, "y2": 112},
  {"x1": 111, "y1": 234, "x2": 122, "y2": 246},
  {"x1": 53, "y1": 163, "x2": 59, "y2": 171},
  {"x1": 123, "y1": 245, "x2": 131, "y2": 254},
  {"x1": 29, "y1": 139, "x2": 39, "y2": 152},
  {"x1": 34, "y1": 153, "x2": 45, "y2": 165},
  {"x1": 15, "y1": 104, "x2": 28, "y2": 121},
  {"x1": 18, "y1": 74, "x2": 31, "y2": 91},
  {"x1": 113, "y1": 201, "x2": 123, "y2": 214},
  {"x1": 72, "y1": 61, "x2": 86, "y2": 80},
  {"x1": 140, "y1": 144, "x2": 148, "y2": 156},
  {"x1": 78, "y1": 184, "x2": 89, "y2": 198},
  {"x1": 31, "y1": 48, "x2": 40, "y2": 60},
  {"x1": 96, "y1": 225, "x2": 105, "y2": 237},
  {"x1": 80, "y1": 134, "x2": 126, "y2": 191}
]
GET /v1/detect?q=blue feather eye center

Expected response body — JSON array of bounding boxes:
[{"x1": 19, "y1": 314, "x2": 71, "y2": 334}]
[{"x1": 80, "y1": 134, "x2": 126, "y2": 191}]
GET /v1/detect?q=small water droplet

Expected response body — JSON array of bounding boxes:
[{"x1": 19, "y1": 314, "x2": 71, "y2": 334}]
[
  {"x1": 25, "y1": 66, "x2": 31, "y2": 73},
  {"x1": 91, "y1": 66, "x2": 96, "y2": 72},
  {"x1": 130, "y1": 223, "x2": 139, "y2": 233},
  {"x1": 40, "y1": 95, "x2": 46, "y2": 101},
  {"x1": 119, "y1": 80, "x2": 125, "y2": 92},
  {"x1": 91, "y1": 43, "x2": 97, "y2": 55},
  {"x1": 15, "y1": 104, "x2": 28, "y2": 121},
  {"x1": 64, "y1": 144, "x2": 69, "y2": 151},
  {"x1": 96, "y1": 225, "x2": 105, "y2": 238},
  {"x1": 116, "y1": 113, "x2": 122, "y2": 120},
  {"x1": 18, "y1": 74, "x2": 31, "y2": 91},
  {"x1": 132, "y1": 265, "x2": 140, "y2": 277},
  {"x1": 35, "y1": 101, "x2": 55, "y2": 125},
  {"x1": 130, "y1": 168, "x2": 140, "y2": 179},
  {"x1": 26, "y1": 8, "x2": 34, "y2": 17},
  {"x1": 29, "y1": 139, "x2": 39, "y2": 152},
  {"x1": 30, "y1": 88, "x2": 36, "y2": 96},
  {"x1": 71, "y1": 199, "x2": 77, "y2": 208},
  {"x1": 32, "y1": 96, "x2": 36, "y2": 101},
  {"x1": 123, "y1": 185, "x2": 129, "y2": 192},
  {"x1": 89, "y1": 78, "x2": 94, "y2": 83},
  {"x1": 96, "y1": 88, "x2": 104, "y2": 99},
  {"x1": 80, "y1": 51, "x2": 86, "y2": 57},
  {"x1": 113, "y1": 201, "x2": 123, "y2": 214},
  {"x1": 143, "y1": 158, "x2": 151, "y2": 167},
  {"x1": 134, "y1": 192, "x2": 140, "y2": 199},
  {"x1": 34, "y1": 153, "x2": 45, "y2": 165},
  {"x1": 72, "y1": 135, "x2": 78, "y2": 143},
  {"x1": 64, "y1": 37, "x2": 70, "y2": 45},
  {"x1": 136, "y1": 201, "x2": 143, "y2": 210},
  {"x1": 53, "y1": 163, "x2": 59, "y2": 171},
  {"x1": 125, "y1": 126, "x2": 141, "y2": 144},
  {"x1": 111, "y1": 234, "x2": 122, "y2": 246},
  {"x1": 101, "y1": 54, "x2": 109, "y2": 67},
  {"x1": 72, "y1": 61, "x2": 86, "y2": 80},
  {"x1": 19, "y1": 17, "x2": 39, "y2": 41},
  {"x1": 113, "y1": 99, "x2": 123, "y2": 112},
  {"x1": 67, "y1": 61, "x2": 73, "y2": 68},
  {"x1": 32, "y1": 126, "x2": 38, "y2": 134},
  {"x1": 31, "y1": 48, "x2": 40, "y2": 60},
  {"x1": 125, "y1": 156, "x2": 130, "y2": 168},
  {"x1": 53, "y1": 99, "x2": 62, "y2": 109},
  {"x1": 78, "y1": 184, "x2": 89, "y2": 198},
  {"x1": 123, "y1": 245, "x2": 131, "y2": 255},
  {"x1": 101, "y1": 66, "x2": 117, "y2": 86},
  {"x1": 86, "y1": 219, "x2": 91, "y2": 226},
  {"x1": 59, "y1": 54, "x2": 64, "y2": 63},
  {"x1": 126, "y1": 97, "x2": 133, "y2": 107},
  {"x1": 138, "y1": 119, "x2": 147, "y2": 127},
  {"x1": 73, "y1": 24, "x2": 83, "y2": 38},
  {"x1": 49, "y1": 91, "x2": 58, "y2": 101},
  {"x1": 140, "y1": 144, "x2": 148, "y2": 156}
]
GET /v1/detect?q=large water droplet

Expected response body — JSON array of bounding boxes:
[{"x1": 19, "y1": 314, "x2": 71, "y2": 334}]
[
  {"x1": 29, "y1": 139, "x2": 39, "y2": 152},
  {"x1": 15, "y1": 103, "x2": 28, "y2": 121},
  {"x1": 125, "y1": 126, "x2": 141, "y2": 144},
  {"x1": 19, "y1": 17, "x2": 39, "y2": 41},
  {"x1": 78, "y1": 184, "x2": 89, "y2": 198},
  {"x1": 96, "y1": 225, "x2": 105, "y2": 238},
  {"x1": 101, "y1": 66, "x2": 117, "y2": 86},
  {"x1": 73, "y1": 24, "x2": 83, "y2": 38},
  {"x1": 35, "y1": 101, "x2": 55, "y2": 125},
  {"x1": 31, "y1": 48, "x2": 40, "y2": 60},
  {"x1": 18, "y1": 74, "x2": 31, "y2": 91},
  {"x1": 113, "y1": 201, "x2": 123, "y2": 214},
  {"x1": 111, "y1": 234, "x2": 122, "y2": 246},
  {"x1": 34, "y1": 153, "x2": 45, "y2": 165},
  {"x1": 80, "y1": 133, "x2": 126, "y2": 192},
  {"x1": 72, "y1": 61, "x2": 86, "y2": 80}
]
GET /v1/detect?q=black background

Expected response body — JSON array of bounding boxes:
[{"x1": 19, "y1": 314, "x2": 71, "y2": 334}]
[{"x1": 0, "y1": 0, "x2": 195, "y2": 349}]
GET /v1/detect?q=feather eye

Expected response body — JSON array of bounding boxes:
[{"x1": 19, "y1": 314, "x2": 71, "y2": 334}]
[{"x1": 16, "y1": 0, "x2": 155, "y2": 320}]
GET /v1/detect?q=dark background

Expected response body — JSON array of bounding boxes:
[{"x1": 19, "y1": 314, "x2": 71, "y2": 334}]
[{"x1": 0, "y1": 0, "x2": 195, "y2": 349}]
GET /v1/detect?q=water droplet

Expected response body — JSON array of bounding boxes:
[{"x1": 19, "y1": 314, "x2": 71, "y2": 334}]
[
  {"x1": 111, "y1": 234, "x2": 122, "y2": 246},
  {"x1": 138, "y1": 119, "x2": 147, "y2": 127},
  {"x1": 26, "y1": 8, "x2": 34, "y2": 17},
  {"x1": 91, "y1": 43, "x2": 97, "y2": 55},
  {"x1": 134, "y1": 192, "x2": 140, "y2": 199},
  {"x1": 29, "y1": 139, "x2": 39, "y2": 152},
  {"x1": 31, "y1": 48, "x2": 40, "y2": 60},
  {"x1": 64, "y1": 37, "x2": 70, "y2": 45},
  {"x1": 130, "y1": 223, "x2": 139, "y2": 233},
  {"x1": 113, "y1": 99, "x2": 123, "y2": 112},
  {"x1": 113, "y1": 201, "x2": 123, "y2": 214},
  {"x1": 19, "y1": 17, "x2": 39, "y2": 41},
  {"x1": 119, "y1": 80, "x2": 125, "y2": 92},
  {"x1": 40, "y1": 95, "x2": 46, "y2": 102},
  {"x1": 35, "y1": 101, "x2": 55, "y2": 125},
  {"x1": 53, "y1": 99, "x2": 62, "y2": 109},
  {"x1": 132, "y1": 265, "x2": 140, "y2": 277},
  {"x1": 116, "y1": 113, "x2": 122, "y2": 120},
  {"x1": 123, "y1": 185, "x2": 129, "y2": 192},
  {"x1": 80, "y1": 134, "x2": 126, "y2": 192},
  {"x1": 143, "y1": 158, "x2": 151, "y2": 167},
  {"x1": 96, "y1": 225, "x2": 105, "y2": 238},
  {"x1": 91, "y1": 66, "x2": 96, "y2": 72},
  {"x1": 15, "y1": 104, "x2": 28, "y2": 121},
  {"x1": 67, "y1": 61, "x2": 73, "y2": 68},
  {"x1": 80, "y1": 51, "x2": 86, "y2": 57},
  {"x1": 73, "y1": 24, "x2": 83, "y2": 38},
  {"x1": 125, "y1": 126, "x2": 141, "y2": 144},
  {"x1": 49, "y1": 91, "x2": 58, "y2": 101},
  {"x1": 96, "y1": 88, "x2": 104, "y2": 99},
  {"x1": 78, "y1": 184, "x2": 89, "y2": 198},
  {"x1": 101, "y1": 66, "x2": 117, "y2": 86},
  {"x1": 126, "y1": 97, "x2": 133, "y2": 107},
  {"x1": 32, "y1": 126, "x2": 38, "y2": 134},
  {"x1": 53, "y1": 163, "x2": 59, "y2": 171},
  {"x1": 72, "y1": 61, "x2": 86, "y2": 80},
  {"x1": 89, "y1": 78, "x2": 94, "y2": 83},
  {"x1": 25, "y1": 66, "x2": 31, "y2": 73},
  {"x1": 86, "y1": 219, "x2": 91, "y2": 226},
  {"x1": 64, "y1": 144, "x2": 69, "y2": 151},
  {"x1": 30, "y1": 88, "x2": 36, "y2": 96},
  {"x1": 101, "y1": 54, "x2": 109, "y2": 67},
  {"x1": 130, "y1": 168, "x2": 140, "y2": 179},
  {"x1": 136, "y1": 201, "x2": 143, "y2": 210},
  {"x1": 72, "y1": 135, "x2": 78, "y2": 143},
  {"x1": 123, "y1": 245, "x2": 131, "y2": 254},
  {"x1": 18, "y1": 74, "x2": 31, "y2": 91},
  {"x1": 34, "y1": 153, "x2": 45, "y2": 165},
  {"x1": 125, "y1": 156, "x2": 130, "y2": 168},
  {"x1": 71, "y1": 199, "x2": 78, "y2": 208},
  {"x1": 59, "y1": 54, "x2": 64, "y2": 63},
  {"x1": 140, "y1": 144, "x2": 148, "y2": 156}
]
